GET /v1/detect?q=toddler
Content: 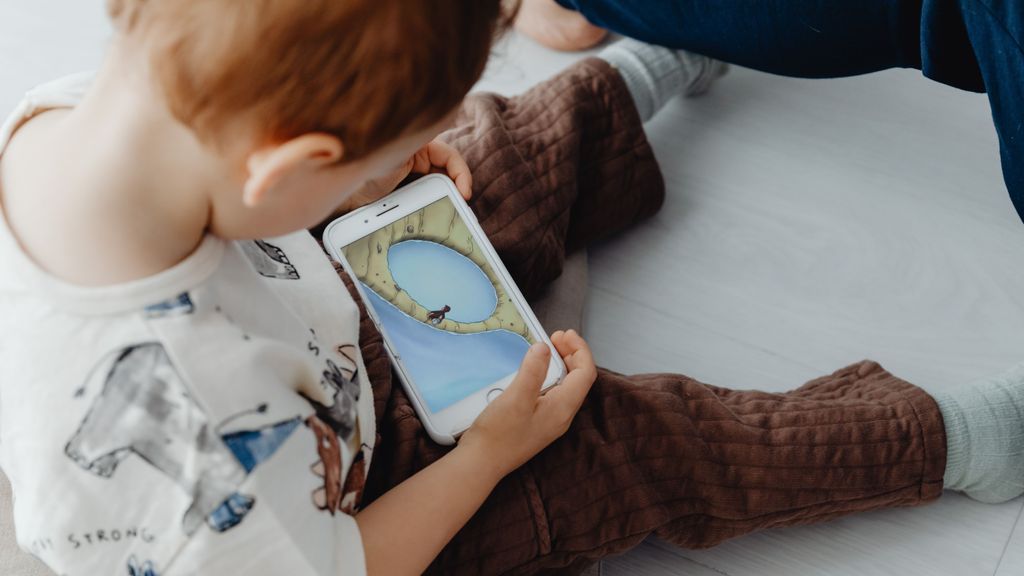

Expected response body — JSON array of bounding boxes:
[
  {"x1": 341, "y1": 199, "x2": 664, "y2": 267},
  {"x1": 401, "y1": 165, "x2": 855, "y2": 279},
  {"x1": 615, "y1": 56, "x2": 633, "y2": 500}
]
[{"x1": 1, "y1": 1, "x2": 1022, "y2": 575}]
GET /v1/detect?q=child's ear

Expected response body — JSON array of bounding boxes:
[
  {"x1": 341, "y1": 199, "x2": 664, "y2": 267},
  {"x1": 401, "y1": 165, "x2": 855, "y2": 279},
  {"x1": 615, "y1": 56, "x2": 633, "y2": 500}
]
[{"x1": 243, "y1": 134, "x2": 344, "y2": 207}]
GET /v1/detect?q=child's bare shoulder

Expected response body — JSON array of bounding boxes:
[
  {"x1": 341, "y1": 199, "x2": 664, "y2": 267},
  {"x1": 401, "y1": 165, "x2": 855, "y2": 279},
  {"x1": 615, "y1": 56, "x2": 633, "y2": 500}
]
[
  {"x1": 0, "y1": 106, "x2": 98, "y2": 284},
  {"x1": 0, "y1": 100, "x2": 189, "y2": 286},
  {"x1": 1, "y1": 107, "x2": 72, "y2": 208}
]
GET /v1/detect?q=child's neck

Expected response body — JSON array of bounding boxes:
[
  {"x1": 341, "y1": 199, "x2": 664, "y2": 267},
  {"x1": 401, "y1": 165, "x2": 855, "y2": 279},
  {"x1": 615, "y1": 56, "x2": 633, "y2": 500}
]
[{"x1": 0, "y1": 39, "x2": 228, "y2": 286}]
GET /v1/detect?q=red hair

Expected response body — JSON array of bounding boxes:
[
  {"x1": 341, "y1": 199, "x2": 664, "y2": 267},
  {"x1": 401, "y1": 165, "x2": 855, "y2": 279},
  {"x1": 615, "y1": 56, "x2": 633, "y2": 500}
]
[{"x1": 109, "y1": 0, "x2": 513, "y2": 158}]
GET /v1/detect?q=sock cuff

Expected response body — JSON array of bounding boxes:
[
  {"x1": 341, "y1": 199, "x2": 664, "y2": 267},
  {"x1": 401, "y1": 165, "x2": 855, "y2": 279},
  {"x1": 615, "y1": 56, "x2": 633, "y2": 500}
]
[
  {"x1": 935, "y1": 392, "x2": 970, "y2": 490},
  {"x1": 599, "y1": 39, "x2": 686, "y2": 122},
  {"x1": 936, "y1": 362, "x2": 1024, "y2": 503}
]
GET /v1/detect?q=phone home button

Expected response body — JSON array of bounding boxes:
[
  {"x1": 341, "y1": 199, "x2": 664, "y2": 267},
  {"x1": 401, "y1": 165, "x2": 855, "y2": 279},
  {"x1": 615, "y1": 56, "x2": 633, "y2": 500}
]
[{"x1": 486, "y1": 388, "x2": 503, "y2": 404}]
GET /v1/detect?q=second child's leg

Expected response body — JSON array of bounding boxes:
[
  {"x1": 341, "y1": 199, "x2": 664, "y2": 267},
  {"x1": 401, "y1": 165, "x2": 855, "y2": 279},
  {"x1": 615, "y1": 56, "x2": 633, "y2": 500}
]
[{"x1": 553, "y1": 0, "x2": 1024, "y2": 224}]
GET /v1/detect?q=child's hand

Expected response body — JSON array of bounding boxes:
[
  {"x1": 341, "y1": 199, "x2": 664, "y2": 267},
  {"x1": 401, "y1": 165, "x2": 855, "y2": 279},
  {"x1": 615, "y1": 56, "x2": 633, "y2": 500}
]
[
  {"x1": 335, "y1": 140, "x2": 472, "y2": 214},
  {"x1": 408, "y1": 139, "x2": 473, "y2": 200},
  {"x1": 357, "y1": 331, "x2": 592, "y2": 575},
  {"x1": 460, "y1": 330, "x2": 598, "y2": 480}
]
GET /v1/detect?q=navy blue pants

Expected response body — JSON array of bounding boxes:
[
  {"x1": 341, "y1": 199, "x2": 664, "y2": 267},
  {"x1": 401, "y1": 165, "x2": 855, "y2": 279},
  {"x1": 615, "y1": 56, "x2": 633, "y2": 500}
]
[{"x1": 558, "y1": 0, "x2": 1024, "y2": 222}]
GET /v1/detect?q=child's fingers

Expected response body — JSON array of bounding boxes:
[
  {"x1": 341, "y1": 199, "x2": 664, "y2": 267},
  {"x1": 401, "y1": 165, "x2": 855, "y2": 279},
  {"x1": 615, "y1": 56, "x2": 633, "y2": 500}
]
[
  {"x1": 421, "y1": 140, "x2": 473, "y2": 200},
  {"x1": 451, "y1": 171, "x2": 473, "y2": 200},
  {"x1": 505, "y1": 343, "x2": 551, "y2": 403},
  {"x1": 409, "y1": 147, "x2": 431, "y2": 174},
  {"x1": 551, "y1": 329, "x2": 591, "y2": 371},
  {"x1": 550, "y1": 329, "x2": 580, "y2": 357},
  {"x1": 550, "y1": 330, "x2": 566, "y2": 350},
  {"x1": 544, "y1": 331, "x2": 596, "y2": 413},
  {"x1": 440, "y1": 149, "x2": 472, "y2": 200}
]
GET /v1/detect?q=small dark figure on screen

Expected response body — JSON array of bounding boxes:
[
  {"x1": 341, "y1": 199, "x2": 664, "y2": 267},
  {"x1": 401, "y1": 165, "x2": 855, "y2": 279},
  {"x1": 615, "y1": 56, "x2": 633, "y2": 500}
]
[{"x1": 427, "y1": 305, "x2": 451, "y2": 325}]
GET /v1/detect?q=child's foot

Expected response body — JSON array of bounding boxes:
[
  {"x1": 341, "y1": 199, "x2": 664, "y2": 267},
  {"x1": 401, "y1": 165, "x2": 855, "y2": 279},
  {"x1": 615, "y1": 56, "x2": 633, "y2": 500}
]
[
  {"x1": 937, "y1": 363, "x2": 1024, "y2": 503},
  {"x1": 678, "y1": 52, "x2": 731, "y2": 98},
  {"x1": 515, "y1": 0, "x2": 609, "y2": 52},
  {"x1": 598, "y1": 38, "x2": 729, "y2": 123}
]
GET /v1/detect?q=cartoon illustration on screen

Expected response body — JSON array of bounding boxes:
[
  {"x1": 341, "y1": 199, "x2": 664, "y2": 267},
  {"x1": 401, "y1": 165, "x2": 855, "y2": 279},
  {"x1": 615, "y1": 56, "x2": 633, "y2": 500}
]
[
  {"x1": 343, "y1": 198, "x2": 532, "y2": 339},
  {"x1": 427, "y1": 305, "x2": 451, "y2": 325},
  {"x1": 342, "y1": 197, "x2": 536, "y2": 413}
]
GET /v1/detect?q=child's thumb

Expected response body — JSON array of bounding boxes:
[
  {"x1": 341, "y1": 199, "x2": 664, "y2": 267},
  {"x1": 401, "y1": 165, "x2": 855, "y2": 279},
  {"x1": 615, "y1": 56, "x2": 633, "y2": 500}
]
[{"x1": 508, "y1": 343, "x2": 551, "y2": 400}]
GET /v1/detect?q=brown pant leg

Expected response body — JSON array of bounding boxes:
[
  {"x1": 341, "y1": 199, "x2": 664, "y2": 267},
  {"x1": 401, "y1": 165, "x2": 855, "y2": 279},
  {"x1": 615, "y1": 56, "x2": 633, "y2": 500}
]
[{"x1": 432, "y1": 363, "x2": 946, "y2": 576}]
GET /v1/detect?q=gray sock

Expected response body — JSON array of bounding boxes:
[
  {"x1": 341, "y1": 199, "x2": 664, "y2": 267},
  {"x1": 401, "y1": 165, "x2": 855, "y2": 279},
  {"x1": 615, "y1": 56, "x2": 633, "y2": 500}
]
[
  {"x1": 936, "y1": 363, "x2": 1024, "y2": 503},
  {"x1": 598, "y1": 38, "x2": 728, "y2": 122}
]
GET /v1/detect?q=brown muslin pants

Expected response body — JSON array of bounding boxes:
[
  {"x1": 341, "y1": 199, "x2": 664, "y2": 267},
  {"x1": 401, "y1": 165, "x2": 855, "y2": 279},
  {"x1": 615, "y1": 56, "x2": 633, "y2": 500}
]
[{"x1": 334, "y1": 59, "x2": 948, "y2": 575}]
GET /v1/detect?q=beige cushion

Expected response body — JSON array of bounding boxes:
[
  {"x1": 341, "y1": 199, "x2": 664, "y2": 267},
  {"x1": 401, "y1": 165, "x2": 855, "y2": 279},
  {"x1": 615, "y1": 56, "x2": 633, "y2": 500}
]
[
  {"x1": 0, "y1": 470, "x2": 52, "y2": 576},
  {"x1": 529, "y1": 251, "x2": 588, "y2": 335},
  {"x1": 0, "y1": 251, "x2": 589, "y2": 574}
]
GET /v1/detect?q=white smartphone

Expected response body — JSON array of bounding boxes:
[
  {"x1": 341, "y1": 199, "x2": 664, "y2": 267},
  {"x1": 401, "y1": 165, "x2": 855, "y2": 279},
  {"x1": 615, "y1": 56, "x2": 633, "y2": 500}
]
[{"x1": 323, "y1": 174, "x2": 566, "y2": 445}]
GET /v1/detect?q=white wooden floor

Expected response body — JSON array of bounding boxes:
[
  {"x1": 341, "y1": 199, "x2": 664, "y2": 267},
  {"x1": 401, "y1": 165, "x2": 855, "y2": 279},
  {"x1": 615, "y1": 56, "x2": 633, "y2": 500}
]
[{"x1": 4, "y1": 2, "x2": 1024, "y2": 575}]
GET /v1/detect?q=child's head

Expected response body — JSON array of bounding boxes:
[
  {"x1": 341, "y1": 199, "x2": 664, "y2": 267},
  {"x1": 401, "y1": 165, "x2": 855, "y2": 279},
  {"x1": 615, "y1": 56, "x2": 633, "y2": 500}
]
[{"x1": 108, "y1": 0, "x2": 511, "y2": 238}]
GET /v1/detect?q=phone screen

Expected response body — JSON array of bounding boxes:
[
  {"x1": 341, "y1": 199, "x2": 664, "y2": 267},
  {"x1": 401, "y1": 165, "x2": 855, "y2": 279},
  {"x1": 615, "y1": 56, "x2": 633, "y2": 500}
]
[{"x1": 340, "y1": 196, "x2": 535, "y2": 413}]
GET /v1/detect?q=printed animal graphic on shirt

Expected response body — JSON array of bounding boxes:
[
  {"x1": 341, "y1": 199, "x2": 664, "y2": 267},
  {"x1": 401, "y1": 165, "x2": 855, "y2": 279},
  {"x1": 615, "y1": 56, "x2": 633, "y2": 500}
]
[
  {"x1": 127, "y1": 556, "x2": 159, "y2": 576},
  {"x1": 144, "y1": 293, "x2": 195, "y2": 319},
  {"x1": 306, "y1": 359, "x2": 361, "y2": 441},
  {"x1": 302, "y1": 345, "x2": 367, "y2": 514},
  {"x1": 65, "y1": 344, "x2": 300, "y2": 535},
  {"x1": 240, "y1": 240, "x2": 300, "y2": 280}
]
